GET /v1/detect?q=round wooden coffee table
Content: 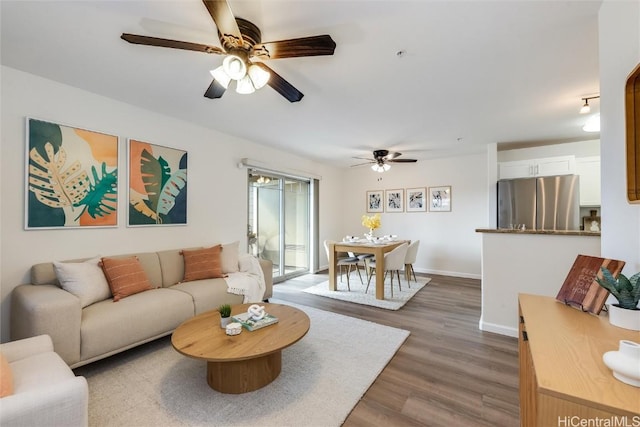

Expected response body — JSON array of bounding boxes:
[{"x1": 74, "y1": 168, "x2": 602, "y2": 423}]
[{"x1": 171, "y1": 303, "x2": 310, "y2": 394}]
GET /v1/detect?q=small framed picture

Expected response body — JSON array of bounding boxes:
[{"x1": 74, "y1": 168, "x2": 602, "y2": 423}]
[
  {"x1": 385, "y1": 189, "x2": 404, "y2": 213},
  {"x1": 366, "y1": 190, "x2": 383, "y2": 213},
  {"x1": 406, "y1": 187, "x2": 426, "y2": 212},
  {"x1": 429, "y1": 186, "x2": 451, "y2": 212}
]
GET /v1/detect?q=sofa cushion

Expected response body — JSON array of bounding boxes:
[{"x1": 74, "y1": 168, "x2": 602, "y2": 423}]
[
  {"x1": 170, "y1": 279, "x2": 243, "y2": 315},
  {"x1": 53, "y1": 257, "x2": 111, "y2": 308},
  {"x1": 100, "y1": 257, "x2": 153, "y2": 301},
  {"x1": 80, "y1": 288, "x2": 194, "y2": 361},
  {"x1": 221, "y1": 241, "x2": 240, "y2": 274},
  {"x1": 0, "y1": 353, "x2": 13, "y2": 397},
  {"x1": 182, "y1": 246, "x2": 223, "y2": 282},
  {"x1": 10, "y1": 352, "x2": 75, "y2": 394}
]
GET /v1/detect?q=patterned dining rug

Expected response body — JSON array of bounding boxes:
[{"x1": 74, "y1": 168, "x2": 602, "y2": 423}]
[
  {"x1": 302, "y1": 276, "x2": 431, "y2": 310},
  {"x1": 75, "y1": 300, "x2": 409, "y2": 427}
]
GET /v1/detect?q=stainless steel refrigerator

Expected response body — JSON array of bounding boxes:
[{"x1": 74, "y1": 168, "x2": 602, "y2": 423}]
[{"x1": 497, "y1": 175, "x2": 580, "y2": 230}]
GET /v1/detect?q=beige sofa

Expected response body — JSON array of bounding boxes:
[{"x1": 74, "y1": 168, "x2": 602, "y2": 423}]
[{"x1": 10, "y1": 248, "x2": 273, "y2": 368}]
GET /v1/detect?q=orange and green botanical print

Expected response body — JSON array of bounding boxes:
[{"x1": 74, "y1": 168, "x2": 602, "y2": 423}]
[
  {"x1": 27, "y1": 118, "x2": 118, "y2": 228},
  {"x1": 128, "y1": 140, "x2": 187, "y2": 226}
]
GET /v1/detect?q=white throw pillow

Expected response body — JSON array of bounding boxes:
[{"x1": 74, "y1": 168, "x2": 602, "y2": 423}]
[
  {"x1": 221, "y1": 241, "x2": 240, "y2": 274},
  {"x1": 238, "y1": 254, "x2": 255, "y2": 272},
  {"x1": 53, "y1": 257, "x2": 111, "y2": 308}
]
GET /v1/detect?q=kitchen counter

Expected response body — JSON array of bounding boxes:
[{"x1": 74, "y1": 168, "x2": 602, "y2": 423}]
[
  {"x1": 476, "y1": 228, "x2": 600, "y2": 236},
  {"x1": 477, "y1": 230, "x2": 601, "y2": 337}
]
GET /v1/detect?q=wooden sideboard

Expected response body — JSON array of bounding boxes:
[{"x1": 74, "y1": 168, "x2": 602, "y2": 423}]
[{"x1": 518, "y1": 294, "x2": 640, "y2": 426}]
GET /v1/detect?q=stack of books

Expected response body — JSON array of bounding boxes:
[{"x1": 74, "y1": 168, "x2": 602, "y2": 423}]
[{"x1": 231, "y1": 312, "x2": 279, "y2": 331}]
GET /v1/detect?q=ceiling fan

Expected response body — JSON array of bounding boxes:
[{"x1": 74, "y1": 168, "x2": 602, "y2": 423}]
[
  {"x1": 352, "y1": 149, "x2": 418, "y2": 172},
  {"x1": 120, "y1": 0, "x2": 336, "y2": 102}
]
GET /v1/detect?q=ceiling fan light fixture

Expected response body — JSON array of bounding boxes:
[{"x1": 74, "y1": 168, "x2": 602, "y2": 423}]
[
  {"x1": 248, "y1": 64, "x2": 270, "y2": 90},
  {"x1": 222, "y1": 54, "x2": 247, "y2": 80},
  {"x1": 371, "y1": 163, "x2": 390, "y2": 173},
  {"x1": 210, "y1": 66, "x2": 231, "y2": 89},
  {"x1": 236, "y1": 74, "x2": 256, "y2": 94}
]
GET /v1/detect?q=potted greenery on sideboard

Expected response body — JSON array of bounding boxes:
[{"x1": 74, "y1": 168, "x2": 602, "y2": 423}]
[{"x1": 596, "y1": 268, "x2": 640, "y2": 331}]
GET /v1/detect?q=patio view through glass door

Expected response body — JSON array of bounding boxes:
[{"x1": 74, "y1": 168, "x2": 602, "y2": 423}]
[{"x1": 247, "y1": 171, "x2": 310, "y2": 281}]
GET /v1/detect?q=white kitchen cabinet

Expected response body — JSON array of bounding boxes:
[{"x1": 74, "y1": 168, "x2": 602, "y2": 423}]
[
  {"x1": 576, "y1": 156, "x2": 601, "y2": 206},
  {"x1": 498, "y1": 155, "x2": 576, "y2": 179}
]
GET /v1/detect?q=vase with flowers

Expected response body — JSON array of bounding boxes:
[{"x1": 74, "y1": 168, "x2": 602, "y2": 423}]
[{"x1": 361, "y1": 213, "x2": 381, "y2": 240}]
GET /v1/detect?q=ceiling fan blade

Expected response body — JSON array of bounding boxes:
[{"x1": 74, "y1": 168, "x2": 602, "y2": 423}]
[
  {"x1": 252, "y1": 35, "x2": 336, "y2": 59},
  {"x1": 389, "y1": 158, "x2": 418, "y2": 163},
  {"x1": 204, "y1": 79, "x2": 227, "y2": 99},
  {"x1": 202, "y1": 0, "x2": 243, "y2": 48},
  {"x1": 121, "y1": 33, "x2": 224, "y2": 54},
  {"x1": 352, "y1": 156, "x2": 375, "y2": 161},
  {"x1": 254, "y1": 62, "x2": 304, "y2": 103},
  {"x1": 350, "y1": 161, "x2": 375, "y2": 167},
  {"x1": 385, "y1": 151, "x2": 403, "y2": 160}
]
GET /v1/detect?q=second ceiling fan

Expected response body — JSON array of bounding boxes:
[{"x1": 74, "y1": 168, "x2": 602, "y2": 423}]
[
  {"x1": 121, "y1": 0, "x2": 336, "y2": 102},
  {"x1": 352, "y1": 150, "x2": 418, "y2": 172}
]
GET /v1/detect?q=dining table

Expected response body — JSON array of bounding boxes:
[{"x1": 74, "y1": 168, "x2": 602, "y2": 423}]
[{"x1": 328, "y1": 239, "x2": 409, "y2": 300}]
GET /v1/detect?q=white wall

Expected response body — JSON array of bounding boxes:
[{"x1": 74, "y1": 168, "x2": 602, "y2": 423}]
[
  {"x1": 331, "y1": 152, "x2": 489, "y2": 278},
  {"x1": 480, "y1": 233, "x2": 601, "y2": 337},
  {"x1": 0, "y1": 66, "x2": 345, "y2": 341},
  {"x1": 599, "y1": 0, "x2": 640, "y2": 273}
]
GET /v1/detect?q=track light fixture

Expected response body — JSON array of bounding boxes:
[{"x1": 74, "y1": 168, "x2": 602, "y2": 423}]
[{"x1": 579, "y1": 95, "x2": 600, "y2": 114}]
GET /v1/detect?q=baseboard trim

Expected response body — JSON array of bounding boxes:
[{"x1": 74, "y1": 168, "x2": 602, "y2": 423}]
[
  {"x1": 478, "y1": 319, "x2": 518, "y2": 338},
  {"x1": 414, "y1": 267, "x2": 481, "y2": 280}
]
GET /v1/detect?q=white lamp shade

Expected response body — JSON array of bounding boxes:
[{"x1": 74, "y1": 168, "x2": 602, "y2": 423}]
[
  {"x1": 222, "y1": 55, "x2": 246, "y2": 80},
  {"x1": 236, "y1": 75, "x2": 256, "y2": 94},
  {"x1": 210, "y1": 66, "x2": 231, "y2": 89},
  {"x1": 371, "y1": 164, "x2": 389, "y2": 173},
  {"x1": 579, "y1": 103, "x2": 590, "y2": 114},
  {"x1": 248, "y1": 64, "x2": 270, "y2": 90}
]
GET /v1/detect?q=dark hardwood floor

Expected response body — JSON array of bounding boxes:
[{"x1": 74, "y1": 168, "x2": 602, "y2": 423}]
[{"x1": 272, "y1": 272, "x2": 520, "y2": 427}]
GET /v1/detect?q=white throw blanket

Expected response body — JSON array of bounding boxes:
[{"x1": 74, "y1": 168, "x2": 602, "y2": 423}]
[{"x1": 224, "y1": 254, "x2": 266, "y2": 303}]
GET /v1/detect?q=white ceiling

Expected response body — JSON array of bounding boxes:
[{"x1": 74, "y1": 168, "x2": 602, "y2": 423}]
[{"x1": 1, "y1": 0, "x2": 602, "y2": 167}]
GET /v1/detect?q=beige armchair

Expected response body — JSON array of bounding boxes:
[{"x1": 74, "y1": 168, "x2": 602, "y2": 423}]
[{"x1": 0, "y1": 335, "x2": 88, "y2": 427}]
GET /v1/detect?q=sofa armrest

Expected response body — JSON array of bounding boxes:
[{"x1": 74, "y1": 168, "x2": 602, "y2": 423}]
[
  {"x1": 0, "y1": 376, "x2": 88, "y2": 427},
  {"x1": 0, "y1": 335, "x2": 53, "y2": 363},
  {"x1": 10, "y1": 285, "x2": 82, "y2": 366},
  {"x1": 258, "y1": 258, "x2": 273, "y2": 300}
]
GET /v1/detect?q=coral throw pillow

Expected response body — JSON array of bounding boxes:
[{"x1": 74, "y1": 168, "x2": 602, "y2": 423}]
[
  {"x1": 182, "y1": 245, "x2": 223, "y2": 282},
  {"x1": 0, "y1": 352, "x2": 13, "y2": 397},
  {"x1": 100, "y1": 256, "x2": 153, "y2": 302}
]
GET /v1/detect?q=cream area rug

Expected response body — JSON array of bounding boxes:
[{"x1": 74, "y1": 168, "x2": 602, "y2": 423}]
[
  {"x1": 75, "y1": 300, "x2": 409, "y2": 427},
  {"x1": 303, "y1": 276, "x2": 431, "y2": 310}
]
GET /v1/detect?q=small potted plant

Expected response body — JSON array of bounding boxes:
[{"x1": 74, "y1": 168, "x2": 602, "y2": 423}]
[
  {"x1": 596, "y1": 267, "x2": 640, "y2": 331},
  {"x1": 218, "y1": 304, "x2": 232, "y2": 328}
]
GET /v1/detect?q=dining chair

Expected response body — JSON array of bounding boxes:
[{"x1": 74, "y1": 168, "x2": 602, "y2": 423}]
[
  {"x1": 323, "y1": 240, "x2": 363, "y2": 291},
  {"x1": 348, "y1": 251, "x2": 374, "y2": 282},
  {"x1": 365, "y1": 242, "x2": 409, "y2": 297},
  {"x1": 404, "y1": 240, "x2": 420, "y2": 286}
]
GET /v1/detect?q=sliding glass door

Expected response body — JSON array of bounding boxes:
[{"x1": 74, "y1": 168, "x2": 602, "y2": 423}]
[{"x1": 248, "y1": 170, "x2": 310, "y2": 281}]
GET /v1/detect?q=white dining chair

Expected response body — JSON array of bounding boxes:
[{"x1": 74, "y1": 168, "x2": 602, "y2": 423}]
[
  {"x1": 365, "y1": 242, "x2": 408, "y2": 297},
  {"x1": 404, "y1": 240, "x2": 420, "y2": 286},
  {"x1": 323, "y1": 240, "x2": 363, "y2": 291}
]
